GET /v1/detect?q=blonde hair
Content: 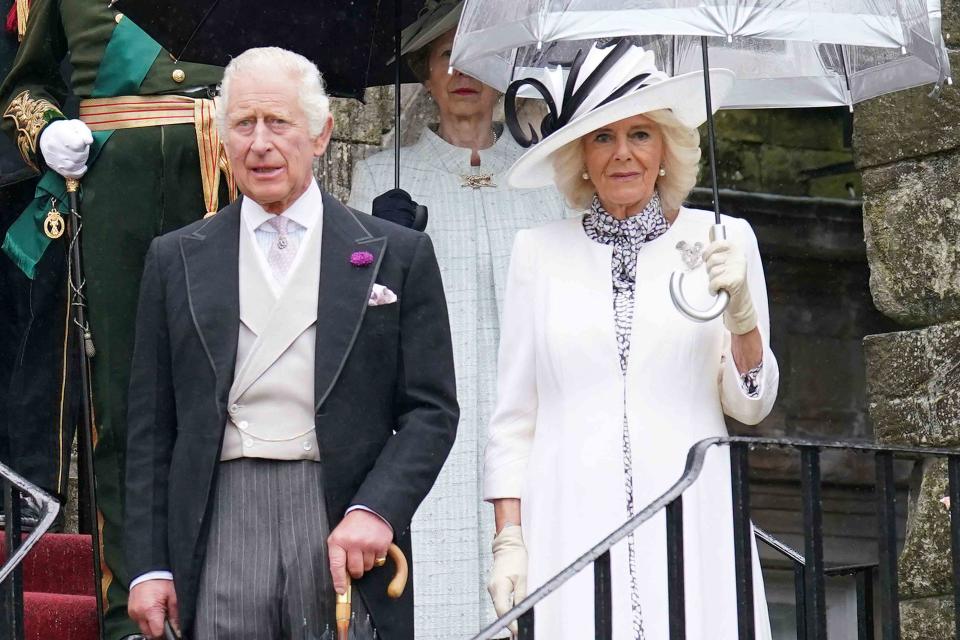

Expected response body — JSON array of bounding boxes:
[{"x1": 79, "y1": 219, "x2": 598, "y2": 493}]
[
  {"x1": 551, "y1": 109, "x2": 701, "y2": 212},
  {"x1": 217, "y1": 47, "x2": 331, "y2": 139}
]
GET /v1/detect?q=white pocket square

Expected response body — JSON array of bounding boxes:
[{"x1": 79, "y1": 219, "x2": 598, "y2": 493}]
[{"x1": 368, "y1": 284, "x2": 398, "y2": 306}]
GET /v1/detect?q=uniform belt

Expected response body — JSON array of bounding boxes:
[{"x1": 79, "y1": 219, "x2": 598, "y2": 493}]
[{"x1": 78, "y1": 95, "x2": 236, "y2": 215}]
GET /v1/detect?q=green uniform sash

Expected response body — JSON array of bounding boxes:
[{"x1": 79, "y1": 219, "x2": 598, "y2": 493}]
[{"x1": 2, "y1": 18, "x2": 163, "y2": 278}]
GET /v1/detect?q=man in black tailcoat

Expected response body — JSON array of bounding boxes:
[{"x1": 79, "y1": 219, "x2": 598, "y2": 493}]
[{"x1": 124, "y1": 47, "x2": 458, "y2": 640}]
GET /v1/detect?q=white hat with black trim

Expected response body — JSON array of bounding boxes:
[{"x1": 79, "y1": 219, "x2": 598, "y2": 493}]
[
  {"x1": 505, "y1": 39, "x2": 735, "y2": 189},
  {"x1": 400, "y1": 0, "x2": 464, "y2": 56}
]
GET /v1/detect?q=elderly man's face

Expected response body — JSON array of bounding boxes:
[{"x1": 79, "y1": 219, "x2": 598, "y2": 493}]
[{"x1": 224, "y1": 71, "x2": 332, "y2": 214}]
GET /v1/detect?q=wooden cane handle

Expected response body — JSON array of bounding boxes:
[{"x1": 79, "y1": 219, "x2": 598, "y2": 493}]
[{"x1": 385, "y1": 543, "x2": 408, "y2": 599}]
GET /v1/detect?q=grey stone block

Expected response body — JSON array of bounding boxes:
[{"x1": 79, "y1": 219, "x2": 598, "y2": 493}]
[
  {"x1": 898, "y1": 460, "x2": 952, "y2": 599},
  {"x1": 861, "y1": 153, "x2": 960, "y2": 325},
  {"x1": 901, "y1": 594, "x2": 955, "y2": 640},
  {"x1": 853, "y1": 52, "x2": 960, "y2": 169},
  {"x1": 864, "y1": 321, "x2": 960, "y2": 447},
  {"x1": 943, "y1": 0, "x2": 960, "y2": 50}
]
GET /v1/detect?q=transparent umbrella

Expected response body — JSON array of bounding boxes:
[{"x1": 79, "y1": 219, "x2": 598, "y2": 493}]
[
  {"x1": 453, "y1": 0, "x2": 948, "y2": 97},
  {"x1": 450, "y1": 0, "x2": 950, "y2": 320}
]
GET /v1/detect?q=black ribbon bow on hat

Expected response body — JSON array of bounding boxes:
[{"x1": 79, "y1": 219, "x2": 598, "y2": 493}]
[{"x1": 505, "y1": 38, "x2": 654, "y2": 148}]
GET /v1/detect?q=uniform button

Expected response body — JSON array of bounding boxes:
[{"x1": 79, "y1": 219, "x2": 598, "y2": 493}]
[
  {"x1": 172, "y1": 69, "x2": 186, "y2": 83},
  {"x1": 243, "y1": 438, "x2": 254, "y2": 448},
  {"x1": 114, "y1": 13, "x2": 123, "y2": 23},
  {"x1": 238, "y1": 421, "x2": 248, "y2": 431},
  {"x1": 302, "y1": 441, "x2": 313, "y2": 451}
]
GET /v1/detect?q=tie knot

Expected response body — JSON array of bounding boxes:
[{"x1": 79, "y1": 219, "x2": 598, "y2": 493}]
[{"x1": 266, "y1": 215, "x2": 289, "y2": 235}]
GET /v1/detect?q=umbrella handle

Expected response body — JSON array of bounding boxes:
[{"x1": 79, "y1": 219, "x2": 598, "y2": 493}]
[
  {"x1": 668, "y1": 223, "x2": 730, "y2": 323},
  {"x1": 384, "y1": 543, "x2": 408, "y2": 599},
  {"x1": 336, "y1": 543, "x2": 409, "y2": 639}
]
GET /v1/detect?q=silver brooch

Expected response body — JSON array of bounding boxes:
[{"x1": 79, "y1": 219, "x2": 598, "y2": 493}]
[
  {"x1": 675, "y1": 240, "x2": 704, "y2": 270},
  {"x1": 459, "y1": 173, "x2": 496, "y2": 189}
]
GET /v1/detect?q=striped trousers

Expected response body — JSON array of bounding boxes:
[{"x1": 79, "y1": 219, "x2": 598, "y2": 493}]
[{"x1": 194, "y1": 459, "x2": 372, "y2": 639}]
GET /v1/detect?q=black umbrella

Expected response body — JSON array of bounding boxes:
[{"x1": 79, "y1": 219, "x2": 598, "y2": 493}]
[
  {"x1": 111, "y1": 0, "x2": 423, "y2": 100},
  {"x1": 114, "y1": 0, "x2": 429, "y2": 214}
]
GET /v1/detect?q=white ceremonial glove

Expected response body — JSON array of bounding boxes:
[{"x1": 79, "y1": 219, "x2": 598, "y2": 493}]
[
  {"x1": 39, "y1": 119, "x2": 94, "y2": 178},
  {"x1": 488, "y1": 525, "x2": 528, "y2": 637},
  {"x1": 703, "y1": 239, "x2": 758, "y2": 335}
]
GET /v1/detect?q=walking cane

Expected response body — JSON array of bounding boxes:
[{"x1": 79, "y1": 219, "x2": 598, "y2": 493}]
[
  {"x1": 336, "y1": 543, "x2": 408, "y2": 640},
  {"x1": 64, "y1": 177, "x2": 106, "y2": 639}
]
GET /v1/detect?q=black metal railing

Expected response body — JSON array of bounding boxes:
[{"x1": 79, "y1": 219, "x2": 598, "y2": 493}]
[
  {"x1": 470, "y1": 436, "x2": 960, "y2": 640},
  {"x1": 0, "y1": 460, "x2": 61, "y2": 640},
  {"x1": 755, "y1": 526, "x2": 879, "y2": 639}
]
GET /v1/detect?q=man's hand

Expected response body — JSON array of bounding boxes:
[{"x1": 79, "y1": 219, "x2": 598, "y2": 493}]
[
  {"x1": 327, "y1": 509, "x2": 393, "y2": 595},
  {"x1": 128, "y1": 579, "x2": 178, "y2": 639},
  {"x1": 39, "y1": 119, "x2": 94, "y2": 178}
]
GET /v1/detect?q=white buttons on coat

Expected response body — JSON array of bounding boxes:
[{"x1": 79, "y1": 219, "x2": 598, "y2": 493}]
[
  {"x1": 302, "y1": 441, "x2": 313, "y2": 451},
  {"x1": 243, "y1": 438, "x2": 254, "y2": 448},
  {"x1": 229, "y1": 403, "x2": 239, "y2": 415},
  {"x1": 238, "y1": 421, "x2": 249, "y2": 430}
]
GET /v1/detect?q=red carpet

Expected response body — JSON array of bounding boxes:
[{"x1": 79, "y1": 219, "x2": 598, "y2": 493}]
[{"x1": 1, "y1": 533, "x2": 100, "y2": 640}]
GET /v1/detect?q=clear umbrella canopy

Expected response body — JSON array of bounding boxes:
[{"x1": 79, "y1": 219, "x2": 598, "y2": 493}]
[{"x1": 452, "y1": 0, "x2": 950, "y2": 109}]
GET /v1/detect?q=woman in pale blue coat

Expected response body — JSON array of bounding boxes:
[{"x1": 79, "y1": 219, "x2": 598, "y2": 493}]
[{"x1": 346, "y1": 2, "x2": 570, "y2": 638}]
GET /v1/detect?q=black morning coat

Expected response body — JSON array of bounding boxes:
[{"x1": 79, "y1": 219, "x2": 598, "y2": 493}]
[{"x1": 123, "y1": 190, "x2": 459, "y2": 639}]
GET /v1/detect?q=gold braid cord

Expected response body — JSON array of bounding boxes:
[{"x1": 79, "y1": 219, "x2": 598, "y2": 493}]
[
  {"x1": 194, "y1": 98, "x2": 238, "y2": 217},
  {"x1": 16, "y1": 0, "x2": 29, "y2": 41},
  {"x1": 3, "y1": 91, "x2": 62, "y2": 170}
]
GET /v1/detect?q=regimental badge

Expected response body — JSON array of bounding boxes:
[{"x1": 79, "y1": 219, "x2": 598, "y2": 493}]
[
  {"x1": 459, "y1": 173, "x2": 496, "y2": 190},
  {"x1": 43, "y1": 208, "x2": 65, "y2": 239},
  {"x1": 675, "y1": 240, "x2": 704, "y2": 270}
]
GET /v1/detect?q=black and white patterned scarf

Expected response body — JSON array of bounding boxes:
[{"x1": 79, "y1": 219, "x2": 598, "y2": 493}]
[
  {"x1": 582, "y1": 191, "x2": 668, "y2": 640},
  {"x1": 582, "y1": 191, "x2": 668, "y2": 374}
]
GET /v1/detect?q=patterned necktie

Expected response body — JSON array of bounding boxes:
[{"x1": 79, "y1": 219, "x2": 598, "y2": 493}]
[{"x1": 265, "y1": 215, "x2": 299, "y2": 282}]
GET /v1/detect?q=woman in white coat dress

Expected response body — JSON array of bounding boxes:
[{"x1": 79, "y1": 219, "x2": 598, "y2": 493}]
[
  {"x1": 347, "y1": 3, "x2": 569, "y2": 638},
  {"x1": 484, "y1": 40, "x2": 779, "y2": 640}
]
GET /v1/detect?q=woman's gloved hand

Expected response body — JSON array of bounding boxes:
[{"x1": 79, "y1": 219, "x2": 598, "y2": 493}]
[
  {"x1": 372, "y1": 188, "x2": 429, "y2": 231},
  {"x1": 39, "y1": 119, "x2": 94, "y2": 178},
  {"x1": 487, "y1": 524, "x2": 528, "y2": 636},
  {"x1": 703, "y1": 239, "x2": 757, "y2": 335}
]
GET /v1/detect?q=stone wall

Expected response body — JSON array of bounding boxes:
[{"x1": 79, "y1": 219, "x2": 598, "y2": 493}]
[
  {"x1": 711, "y1": 108, "x2": 861, "y2": 200},
  {"x1": 852, "y1": 4, "x2": 960, "y2": 635}
]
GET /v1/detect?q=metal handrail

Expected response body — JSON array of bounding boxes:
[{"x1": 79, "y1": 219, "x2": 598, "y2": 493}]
[
  {"x1": 1, "y1": 460, "x2": 61, "y2": 583},
  {"x1": 471, "y1": 436, "x2": 960, "y2": 640}
]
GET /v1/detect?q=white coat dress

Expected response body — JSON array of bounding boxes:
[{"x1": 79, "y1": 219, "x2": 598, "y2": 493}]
[
  {"x1": 348, "y1": 126, "x2": 570, "y2": 639},
  {"x1": 484, "y1": 207, "x2": 779, "y2": 640}
]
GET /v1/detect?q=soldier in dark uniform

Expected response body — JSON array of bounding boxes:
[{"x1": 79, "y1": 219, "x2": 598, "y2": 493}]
[
  {"x1": 0, "y1": 0, "x2": 75, "y2": 531},
  {"x1": 0, "y1": 2, "x2": 230, "y2": 638}
]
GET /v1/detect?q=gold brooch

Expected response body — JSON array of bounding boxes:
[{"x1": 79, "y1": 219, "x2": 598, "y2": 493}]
[{"x1": 459, "y1": 173, "x2": 496, "y2": 190}]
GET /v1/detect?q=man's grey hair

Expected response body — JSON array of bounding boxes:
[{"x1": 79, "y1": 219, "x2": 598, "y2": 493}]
[
  {"x1": 217, "y1": 47, "x2": 331, "y2": 138},
  {"x1": 551, "y1": 108, "x2": 701, "y2": 213}
]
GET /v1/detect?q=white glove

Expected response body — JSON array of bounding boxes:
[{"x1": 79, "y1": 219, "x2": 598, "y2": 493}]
[
  {"x1": 39, "y1": 119, "x2": 94, "y2": 178},
  {"x1": 703, "y1": 239, "x2": 758, "y2": 335},
  {"x1": 488, "y1": 525, "x2": 528, "y2": 637}
]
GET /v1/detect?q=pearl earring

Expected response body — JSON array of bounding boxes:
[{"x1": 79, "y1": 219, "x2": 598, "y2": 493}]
[
  {"x1": 658, "y1": 167, "x2": 667, "y2": 177},
  {"x1": 581, "y1": 171, "x2": 590, "y2": 180}
]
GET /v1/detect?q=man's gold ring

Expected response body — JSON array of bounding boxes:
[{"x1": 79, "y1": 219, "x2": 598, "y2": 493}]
[{"x1": 374, "y1": 556, "x2": 387, "y2": 567}]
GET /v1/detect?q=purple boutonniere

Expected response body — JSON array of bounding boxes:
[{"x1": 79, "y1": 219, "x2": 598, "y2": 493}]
[{"x1": 350, "y1": 250, "x2": 375, "y2": 267}]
